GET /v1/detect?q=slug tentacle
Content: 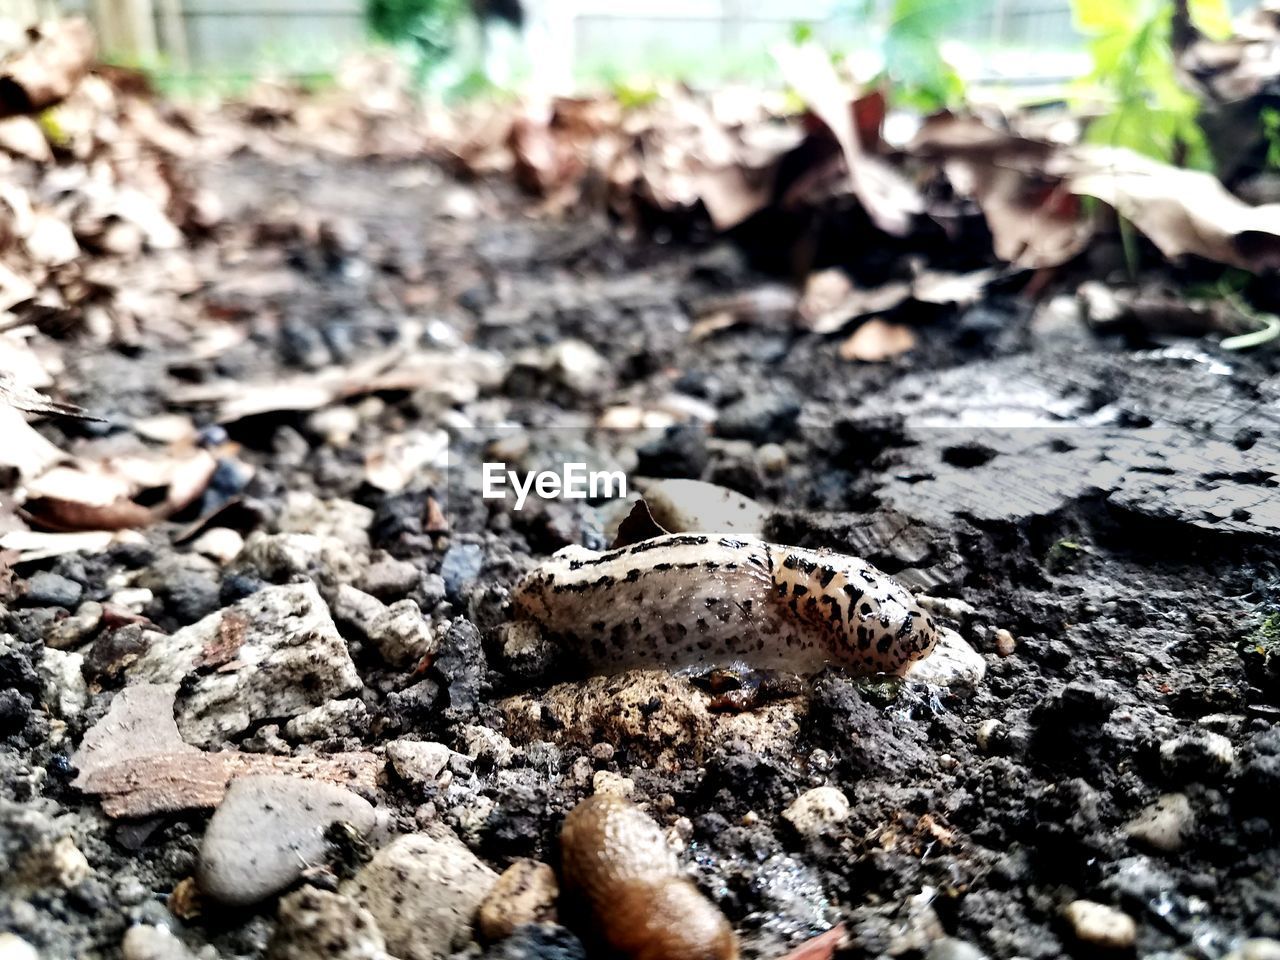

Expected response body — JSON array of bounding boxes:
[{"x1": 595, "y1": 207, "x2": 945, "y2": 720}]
[{"x1": 513, "y1": 533, "x2": 938, "y2": 676}]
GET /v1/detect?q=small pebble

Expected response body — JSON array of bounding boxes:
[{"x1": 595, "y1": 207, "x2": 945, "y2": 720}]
[
  {"x1": 440, "y1": 543, "x2": 484, "y2": 601},
  {"x1": 196, "y1": 775, "x2": 376, "y2": 906},
  {"x1": 1062, "y1": 900, "x2": 1136, "y2": 950},
  {"x1": 1160, "y1": 731, "x2": 1235, "y2": 782},
  {"x1": 191, "y1": 528, "x2": 245, "y2": 565},
  {"x1": 0, "y1": 934, "x2": 39, "y2": 960},
  {"x1": 782, "y1": 786, "x2": 850, "y2": 839},
  {"x1": 285, "y1": 699, "x2": 369, "y2": 741},
  {"x1": 343, "y1": 832, "x2": 498, "y2": 960},
  {"x1": 756, "y1": 442, "x2": 788, "y2": 474},
  {"x1": 20, "y1": 572, "x2": 83, "y2": 609},
  {"x1": 386, "y1": 740, "x2": 454, "y2": 785},
  {"x1": 976, "y1": 719, "x2": 1004, "y2": 752},
  {"x1": 358, "y1": 555, "x2": 420, "y2": 600},
  {"x1": 480, "y1": 924, "x2": 586, "y2": 960},
  {"x1": 268, "y1": 887, "x2": 389, "y2": 960},
  {"x1": 994, "y1": 628, "x2": 1016, "y2": 657},
  {"x1": 45, "y1": 601, "x2": 104, "y2": 650},
  {"x1": 1223, "y1": 940, "x2": 1280, "y2": 960},
  {"x1": 121, "y1": 925, "x2": 200, "y2": 960},
  {"x1": 476, "y1": 859, "x2": 559, "y2": 943},
  {"x1": 1123, "y1": 793, "x2": 1195, "y2": 853},
  {"x1": 591, "y1": 771, "x2": 635, "y2": 798}
]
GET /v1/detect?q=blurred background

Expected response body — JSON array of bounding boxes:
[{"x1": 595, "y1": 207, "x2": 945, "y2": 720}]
[{"x1": 0, "y1": 0, "x2": 1249, "y2": 101}]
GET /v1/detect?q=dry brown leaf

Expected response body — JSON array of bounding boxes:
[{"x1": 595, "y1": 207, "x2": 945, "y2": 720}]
[
  {"x1": 773, "y1": 41, "x2": 920, "y2": 236},
  {"x1": 799, "y1": 270, "x2": 913, "y2": 334},
  {"x1": 72, "y1": 683, "x2": 379, "y2": 818},
  {"x1": 838, "y1": 318, "x2": 918, "y2": 362},
  {"x1": 1058, "y1": 145, "x2": 1280, "y2": 272},
  {"x1": 911, "y1": 113, "x2": 1091, "y2": 269},
  {"x1": 22, "y1": 448, "x2": 217, "y2": 531}
]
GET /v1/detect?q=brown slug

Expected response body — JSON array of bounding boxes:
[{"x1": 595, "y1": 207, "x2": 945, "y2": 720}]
[{"x1": 559, "y1": 794, "x2": 739, "y2": 960}]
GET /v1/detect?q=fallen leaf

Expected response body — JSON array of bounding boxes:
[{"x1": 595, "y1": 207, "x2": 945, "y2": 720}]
[
  {"x1": 910, "y1": 113, "x2": 1091, "y2": 269},
  {"x1": 22, "y1": 448, "x2": 217, "y2": 531},
  {"x1": 773, "y1": 41, "x2": 921, "y2": 236},
  {"x1": 1058, "y1": 145, "x2": 1280, "y2": 272},
  {"x1": 778, "y1": 924, "x2": 847, "y2": 960},
  {"x1": 0, "y1": 528, "x2": 144, "y2": 563},
  {"x1": 838, "y1": 318, "x2": 918, "y2": 362}
]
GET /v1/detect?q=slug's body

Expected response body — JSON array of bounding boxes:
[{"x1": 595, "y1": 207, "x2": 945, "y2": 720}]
[
  {"x1": 513, "y1": 533, "x2": 938, "y2": 676},
  {"x1": 561, "y1": 794, "x2": 738, "y2": 960}
]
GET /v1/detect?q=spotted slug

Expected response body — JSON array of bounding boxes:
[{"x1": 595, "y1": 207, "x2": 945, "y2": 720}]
[
  {"x1": 513, "y1": 533, "x2": 938, "y2": 676},
  {"x1": 560, "y1": 794, "x2": 738, "y2": 960}
]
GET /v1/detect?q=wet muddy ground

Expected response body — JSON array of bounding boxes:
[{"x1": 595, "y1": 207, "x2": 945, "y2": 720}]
[{"x1": 2, "y1": 151, "x2": 1279, "y2": 960}]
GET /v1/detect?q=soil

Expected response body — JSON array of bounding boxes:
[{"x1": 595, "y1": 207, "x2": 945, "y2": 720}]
[{"x1": 2, "y1": 149, "x2": 1278, "y2": 960}]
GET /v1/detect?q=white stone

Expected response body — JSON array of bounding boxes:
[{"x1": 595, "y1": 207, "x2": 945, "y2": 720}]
[
  {"x1": 191, "y1": 527, "x2": 245, "y2": 565},
  {"x1": 782, "y1": 786, "x2": 851, "y2": 838},
  {"x1": 907, "y1": 628, "x2": 986, "y2": 687},
  {"x1": 1124, "y1": 793, "x2": 1194, "y2": 853},
  {"x1": 126, "y1": 582, "x2": 361, "y2": 746},
  {"x1": 1063, "y1": 900, "x2": 1136, "y2": 950},
  {"x1": 343, "y1": 832, "x2": 498, "y2": 960},
  {"x1": 386, "y1": 740, "x2": 454, "y2": 785}
]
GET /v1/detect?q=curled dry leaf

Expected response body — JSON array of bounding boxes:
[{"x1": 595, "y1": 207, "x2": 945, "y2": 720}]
[
  {"x1": 773, "y1": 41, "x2": 921, "y2": 237},
  {"x1": 1057, "y1": 145, "x2": 1280, "y2": 273},
  {"x1": 838, "y1": 318, "x2": 918, "y2": 362},
  {"x1": 22, "y1": 448, "x2": 217, "y2": 531},
  {"x1": 911, "y1": 113, "x2": 1091, "y2": 270}
]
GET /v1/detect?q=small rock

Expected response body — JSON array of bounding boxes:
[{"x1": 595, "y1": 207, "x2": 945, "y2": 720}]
[
  {"x1": 234, "y1": 532, "x2": 360, "y2": 588},
  {"x1": 591, "y1": 771, "x2": 635, "y2": 798},
  {"x1": 1160, "y1": 731, "x2": 1235, "y2": 782},
  {"x1": 756, "y1": 443, "x2": 788, "y2": 474},
  {"x1": 268, "y1": 887, "x2": 390, "y2": 960},
  {"x1": 927, "y1": 938, "x2": 991, "y2": 960},
  {"x1": 1062, "y1": 900, "x2": 1136, "y2": 950},
  {"x1": 19, "y1": 572, "x2": 83, "y2": 609},
  {"x1": 366, "y1": 600, "x2": 435, "y2": 667},
  {"x1": 191, "y1": 528, "x2": 245, "y2": 566},
  {"x1": 993, "y1": 628, "x2": 1016, "y2": 657},
  {"x1": 440, "y1": 544, "x2": 484, "y2": 601},
  {"x1": 480, "y1": 924, "x2": 586, "y2": 960},
  {"x1": 716, "y1": 393, "x2": 800, "y2": 444},
  {"x1": 476, "y1": 859, "x2": 559, "y2": 943},
  {"x1": 136, "y1": 556, "x2": 221, "y2": 625},
  {"x1": 285, "y1": 699, "x2": 369, "y2": 741},
  {"x1": 1123, "y1": 793, "x2": 1194, "y2": 853},
  {"x1": 975, "y1": 719, "x2": 1004, "y2": 753},
  {"x1": 343, "y1": 831, "x2": 498, "y2": 960},
  {"x1": 358, "y1": 555, "x2": 420, "y2": 601},
  {"x1": 121, "y1": 925, "x2": 200, "y2": 960},
  {"x1": 386, "y1": 740, "x2": 454, "y2": 785},
  {"x1": 1223, "y1": 940, "x2": 1280, "y2": 960},
  {"x1": 918, "y1": 596, "x2": 977, "y2": 623},
  {"x1": 38, "y1": 647, "x2": 88, "y2": 720},
  {"x1": 636, "y1": 423, "x2": 709, "y2": 479},
  {"x1": 45, "y1": 600, "x2": 104, "y2": 649},
  {"x1": 17, "y1": 835, "x2": 90, "y2": 889},
  {"x1": 638, "y1": 478, "x2": 767, "y2": 536},
  {"x1": 307, "y1": 406, "x2": 361, "y2": 448},
  {"x1": 496, "y1": 620, "x2": 554, "y2": 680},
  {"x1": 0, "y1": 934, "x2": 39, "y2": 960},
  {"x1": 110, "y1": 587, "x2": 154, "y2": 611},
  {"x1": 127, "y1": 581, "x2": 362, "y2": 747},
  {"x1": 782, "y1": 786, "x2": 850, "y2": 839},
  {"x1": 278, "y1": 492, "x2": 373, "y2": 550},
  {"x1": 460, "y1": 725, "x2": 517, "y2": 768},
  {"x1": 197, "y1": 774, "x2": 376, "y2": 906}
]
